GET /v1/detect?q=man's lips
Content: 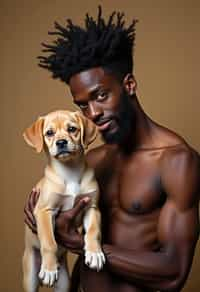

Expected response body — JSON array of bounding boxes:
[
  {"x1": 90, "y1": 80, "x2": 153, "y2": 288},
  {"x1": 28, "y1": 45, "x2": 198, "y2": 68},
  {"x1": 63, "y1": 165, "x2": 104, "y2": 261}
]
[{"x1": 96, "y1": 120, "x2": 112, "y2": 131}]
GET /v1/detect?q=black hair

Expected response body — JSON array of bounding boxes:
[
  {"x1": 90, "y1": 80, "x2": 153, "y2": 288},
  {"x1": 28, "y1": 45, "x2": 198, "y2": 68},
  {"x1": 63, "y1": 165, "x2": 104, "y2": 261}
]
[{"x1": 38, "y1": 6, "x2": 138, "y2": 83}]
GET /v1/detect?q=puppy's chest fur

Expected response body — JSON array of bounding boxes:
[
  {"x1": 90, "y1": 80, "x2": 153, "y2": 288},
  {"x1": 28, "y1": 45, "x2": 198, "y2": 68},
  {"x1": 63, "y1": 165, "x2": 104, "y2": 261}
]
[
  {"x1": 35, "y1": 161, "x2": 96, "y2": 215},
  {"x1": 51, "y1": 179, "x2": 81, "y2": 213}
]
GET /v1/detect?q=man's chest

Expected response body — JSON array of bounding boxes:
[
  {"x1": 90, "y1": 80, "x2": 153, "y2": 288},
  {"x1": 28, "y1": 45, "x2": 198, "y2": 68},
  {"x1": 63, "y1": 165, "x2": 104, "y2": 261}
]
[{"x1": 96, "y1": 150, "x2": 166, "y2": 215}]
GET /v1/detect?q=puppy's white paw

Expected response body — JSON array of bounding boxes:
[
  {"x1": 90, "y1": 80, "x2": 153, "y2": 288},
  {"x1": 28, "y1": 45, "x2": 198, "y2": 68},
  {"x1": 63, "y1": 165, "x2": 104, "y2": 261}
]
[
  {"x1": 85, "y1": 250, "x2": 106, "y2": 271},
  {"x1": 39, "y1": 264, "x2": 58, "y2": 287}
]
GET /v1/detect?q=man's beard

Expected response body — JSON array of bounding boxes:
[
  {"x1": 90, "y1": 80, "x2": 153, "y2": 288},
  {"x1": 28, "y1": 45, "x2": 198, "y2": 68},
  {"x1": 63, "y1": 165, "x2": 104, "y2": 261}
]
[{"x1": 102, "y1": 91, "x2": 136, "y2": 145}]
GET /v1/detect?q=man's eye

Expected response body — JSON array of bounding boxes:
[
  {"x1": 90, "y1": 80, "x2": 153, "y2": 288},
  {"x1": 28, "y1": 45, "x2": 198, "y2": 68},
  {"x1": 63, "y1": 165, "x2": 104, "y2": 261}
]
[
  {"x1": 97, "y1": 91, "x2": 108, "y2": 101},
  {"x1": 68, "y1": 126, "x2": 77, "y2": 133},
  {"x1": 45, "y1": 129, "x2": 55, "y2": 137},
  {"x1": 79, "y1": 104, "x2": 88, "y2": 110}
]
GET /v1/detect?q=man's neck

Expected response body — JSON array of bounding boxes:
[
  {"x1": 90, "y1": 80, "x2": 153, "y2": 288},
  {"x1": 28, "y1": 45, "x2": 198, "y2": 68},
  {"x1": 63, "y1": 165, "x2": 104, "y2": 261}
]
[{"x1": 118, "y1": 96, "x2": 155, "y2": 155}]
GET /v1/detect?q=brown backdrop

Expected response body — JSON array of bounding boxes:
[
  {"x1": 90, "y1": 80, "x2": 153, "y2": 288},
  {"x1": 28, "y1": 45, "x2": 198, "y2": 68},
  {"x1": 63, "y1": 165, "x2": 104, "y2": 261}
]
[{"x1": 1, "y1": 0, "x2": 200, "y2": 291}]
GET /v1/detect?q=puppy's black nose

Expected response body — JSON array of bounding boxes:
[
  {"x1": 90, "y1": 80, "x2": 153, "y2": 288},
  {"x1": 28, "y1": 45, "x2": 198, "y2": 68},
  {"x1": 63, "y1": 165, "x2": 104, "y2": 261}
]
[{"x1": 56, "y1": 139, "x2": 68, "y2": 148}]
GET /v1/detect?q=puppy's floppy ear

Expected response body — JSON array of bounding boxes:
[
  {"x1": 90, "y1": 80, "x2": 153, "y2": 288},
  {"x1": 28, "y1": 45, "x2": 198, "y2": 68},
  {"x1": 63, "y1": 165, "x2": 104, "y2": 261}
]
[
  {"x1": 23, "y1": 117, "x2": 44, "y2": 153},
  {"x1": 74, "y1": 111, "x2": 98, "y2": 149}
]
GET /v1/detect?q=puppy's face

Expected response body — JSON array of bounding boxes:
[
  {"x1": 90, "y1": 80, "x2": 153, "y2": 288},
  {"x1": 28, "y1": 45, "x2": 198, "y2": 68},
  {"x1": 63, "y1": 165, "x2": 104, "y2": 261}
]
[
  {"x1": 23, "y1": 110, "x2": 97, "y2": 161},
  {"x1": 44, "y1": 111, "x2": 83, "y2": 161}
]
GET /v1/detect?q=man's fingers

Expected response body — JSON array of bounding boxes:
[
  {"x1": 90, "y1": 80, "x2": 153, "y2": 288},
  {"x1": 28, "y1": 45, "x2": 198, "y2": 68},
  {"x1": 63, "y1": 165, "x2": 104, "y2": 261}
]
[
  {"x1": 24, "y1": 190, "x2": 37, "y2": 224},
  {"x1": 29, "y1": 188, "x2": 40, "y2": 211},
  {"x1": 70, "y1": 197, "x2": 91, "y2": 218},
  {"x1": 56, "y1": 233, "x2": 84, "y2": 251},
  {"x1": 33, "y1": 188, "x2": 40, "y2": 206},
  {"x1": 24, "y1": 189, "x2": 37, "y2": 215},
  {"x1": 24, "y1": 218, "x2": 37, "y2": 234},
  {"x1": 24, "y1": 188, "x2": 40, "y2": 230},
  {"x1": 24, "y1": 206, "x2": 36, "y2": 226}
]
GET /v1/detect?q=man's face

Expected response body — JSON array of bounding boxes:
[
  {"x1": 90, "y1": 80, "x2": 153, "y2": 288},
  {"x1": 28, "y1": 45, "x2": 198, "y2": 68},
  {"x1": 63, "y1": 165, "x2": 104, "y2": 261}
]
[{"x1": 69, "y1": 67, "x2": 135, "y2": 144}]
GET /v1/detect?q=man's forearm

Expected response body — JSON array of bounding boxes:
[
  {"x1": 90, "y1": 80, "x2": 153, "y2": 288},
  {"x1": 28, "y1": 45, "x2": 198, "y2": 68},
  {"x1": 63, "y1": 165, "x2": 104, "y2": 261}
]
[{"x1": 103, "y1": 244, "x2": 183, "y2": 291}]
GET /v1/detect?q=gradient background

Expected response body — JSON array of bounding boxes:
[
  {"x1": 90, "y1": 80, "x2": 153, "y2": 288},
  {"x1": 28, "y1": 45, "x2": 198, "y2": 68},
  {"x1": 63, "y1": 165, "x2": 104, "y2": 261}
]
[{"x1": 1, "y1": 0, "x2": 200, "y2": 291}]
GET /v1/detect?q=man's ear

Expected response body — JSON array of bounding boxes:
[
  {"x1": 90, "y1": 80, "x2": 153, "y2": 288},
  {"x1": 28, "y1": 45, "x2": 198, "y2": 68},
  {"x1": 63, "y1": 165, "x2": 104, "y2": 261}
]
[
  {"x1": 74, "y1": 111, "x2": 98, "y2": 149},
  {"x1": 23, "y1": 117, "x2": 44, "y2": 153},
  {"x1": 123, "y1": 74, "x2": 137, "y2": 96}
]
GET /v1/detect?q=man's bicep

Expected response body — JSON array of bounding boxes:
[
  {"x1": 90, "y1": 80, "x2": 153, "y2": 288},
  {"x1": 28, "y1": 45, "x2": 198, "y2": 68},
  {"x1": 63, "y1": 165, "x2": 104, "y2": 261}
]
[
  {"x1": 158, "y1": 199, "x2": 199, "y2": 253},
  {"x1": 161, "y1": 147, "x2": 200, "y2": 210},
  {"x1": 158, "y1": 148, "x2": 200, "y2": 273}
]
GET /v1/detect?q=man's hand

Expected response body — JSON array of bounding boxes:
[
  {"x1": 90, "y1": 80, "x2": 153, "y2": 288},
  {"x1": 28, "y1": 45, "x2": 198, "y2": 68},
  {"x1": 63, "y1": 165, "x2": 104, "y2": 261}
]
[
  {"x1": 24, "y1": 189, "x2": 90, "y2": 254},
  {"x1": 24, "y1": 188, "x2": 40, "y2": 234},
  {"x1": 55, "y1": 197, "x2": 90, "y2": 254}
]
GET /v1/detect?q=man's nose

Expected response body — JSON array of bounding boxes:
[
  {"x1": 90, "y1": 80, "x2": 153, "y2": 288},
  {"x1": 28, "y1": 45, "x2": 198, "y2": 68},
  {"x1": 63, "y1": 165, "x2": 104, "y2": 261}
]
[{"x1": 88, "y1": 101, "x2": 103, "y2": 121}]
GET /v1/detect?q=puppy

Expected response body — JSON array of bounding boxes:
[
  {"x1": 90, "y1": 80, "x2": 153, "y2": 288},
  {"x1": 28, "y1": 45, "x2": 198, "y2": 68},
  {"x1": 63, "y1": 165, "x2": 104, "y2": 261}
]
[{"x1": 22, "y1": 110, "x2": 105, "y2": 292}]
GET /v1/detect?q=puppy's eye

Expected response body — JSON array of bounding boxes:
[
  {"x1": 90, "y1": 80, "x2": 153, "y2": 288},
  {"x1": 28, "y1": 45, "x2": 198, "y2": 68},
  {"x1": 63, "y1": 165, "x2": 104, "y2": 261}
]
[
  {"x1": 45, "y1": 129, "x2": 55, "y2": 137},
  {"x1": 68, "y1": 126, "x2": 77, "y2": 133}
]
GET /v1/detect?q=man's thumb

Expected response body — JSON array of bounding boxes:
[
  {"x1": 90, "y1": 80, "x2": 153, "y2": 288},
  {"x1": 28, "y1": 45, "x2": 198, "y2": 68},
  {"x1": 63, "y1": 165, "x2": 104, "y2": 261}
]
[{"x1": 71, "y1": 197, "x2": 90, "y2": 217}]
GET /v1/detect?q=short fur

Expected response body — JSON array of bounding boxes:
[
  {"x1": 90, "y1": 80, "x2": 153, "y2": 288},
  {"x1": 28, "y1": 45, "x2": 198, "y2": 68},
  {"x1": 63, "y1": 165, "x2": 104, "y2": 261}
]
[{"x1": 22, "y1": 110, "x2": 105, "y2": 292}]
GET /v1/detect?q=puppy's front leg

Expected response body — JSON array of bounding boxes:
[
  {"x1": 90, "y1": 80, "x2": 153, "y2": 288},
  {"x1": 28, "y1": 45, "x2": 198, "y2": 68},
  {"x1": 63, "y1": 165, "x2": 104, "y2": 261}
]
[
  {"x1": 35, "y1": 208, "x2": 58, "y2": 286},
  {"x1": 83, "y1": 207, "x2": 105, "y2": 271}
]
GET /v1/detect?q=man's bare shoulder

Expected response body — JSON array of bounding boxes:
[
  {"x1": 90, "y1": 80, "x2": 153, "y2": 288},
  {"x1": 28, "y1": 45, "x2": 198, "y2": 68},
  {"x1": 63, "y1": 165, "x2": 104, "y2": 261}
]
[
  {"x1": 156, "y1": 124, "x2": 200, "y2": 167},
  {"x1": 160, "y1": 141, "x2": 200, "y2": 208},
  {"x1": 161, "y1": 142, "x2": 200, "y2": 181},
  {"x1": 86, "y1": 144, "x2": 114, "y2": 169},
  {"x1": 145, "y1": 123, "x2": 200, "y2": 206}
]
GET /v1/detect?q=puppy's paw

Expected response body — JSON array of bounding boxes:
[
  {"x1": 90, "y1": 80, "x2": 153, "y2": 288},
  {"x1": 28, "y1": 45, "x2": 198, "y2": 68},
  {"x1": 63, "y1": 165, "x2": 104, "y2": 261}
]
[
  {"x1": 85, "y1": 250, "x2": 105, "y2": 272},
  {"x1": 39, "y1": 264, "x2": 58, "y2": 287}
]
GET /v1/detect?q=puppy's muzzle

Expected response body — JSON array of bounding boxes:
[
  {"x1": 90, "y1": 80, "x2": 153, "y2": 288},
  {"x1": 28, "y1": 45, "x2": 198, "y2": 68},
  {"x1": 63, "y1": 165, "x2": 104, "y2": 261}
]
[{"x1": 55, "y1": 139, "x2": 69, "y2": 156}]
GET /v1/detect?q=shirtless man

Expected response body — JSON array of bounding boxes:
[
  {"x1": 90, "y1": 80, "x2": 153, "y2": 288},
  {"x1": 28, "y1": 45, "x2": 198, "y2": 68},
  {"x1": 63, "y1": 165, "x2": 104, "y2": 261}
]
[{"x1": 25, "y1": 7, "x2": 200, "y2": 291}]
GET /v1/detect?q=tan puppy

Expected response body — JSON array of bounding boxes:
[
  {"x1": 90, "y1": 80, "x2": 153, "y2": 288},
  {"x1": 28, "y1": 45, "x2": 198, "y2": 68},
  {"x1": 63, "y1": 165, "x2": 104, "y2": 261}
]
[{"x1": 22, "y1": 110, "x2": 105, "y2": 292}]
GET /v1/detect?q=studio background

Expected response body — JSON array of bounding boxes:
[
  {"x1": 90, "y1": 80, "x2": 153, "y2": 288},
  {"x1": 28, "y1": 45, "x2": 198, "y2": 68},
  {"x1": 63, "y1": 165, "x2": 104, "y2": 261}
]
[{"x1": 1, "y1": 0, "x2": 200, "y2": 291}]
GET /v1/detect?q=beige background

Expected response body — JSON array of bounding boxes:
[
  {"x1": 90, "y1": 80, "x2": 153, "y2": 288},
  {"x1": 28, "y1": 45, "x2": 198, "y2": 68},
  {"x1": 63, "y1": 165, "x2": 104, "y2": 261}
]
[{"x1": 1, "y1": 0, "x2": 200, "y2": 291}]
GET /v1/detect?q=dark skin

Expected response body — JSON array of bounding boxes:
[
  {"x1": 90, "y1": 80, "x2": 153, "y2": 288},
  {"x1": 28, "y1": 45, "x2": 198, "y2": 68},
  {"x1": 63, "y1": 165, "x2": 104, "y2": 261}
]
[{"x1": 25, "y1": 67, "x2": 200, "y2": 291}]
